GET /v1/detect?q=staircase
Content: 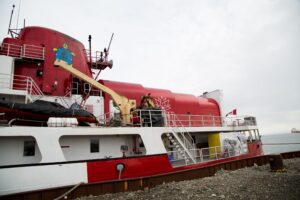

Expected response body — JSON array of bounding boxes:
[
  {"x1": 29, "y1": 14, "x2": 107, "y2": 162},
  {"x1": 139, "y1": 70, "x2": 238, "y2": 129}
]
[{"x1": 166, "y1": 114, "x2": 196, "y2": 164}]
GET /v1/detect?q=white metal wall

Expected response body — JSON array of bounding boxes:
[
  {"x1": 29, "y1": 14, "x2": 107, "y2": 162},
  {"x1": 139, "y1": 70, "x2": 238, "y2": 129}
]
[
  {"x1": 0, "y1": 136, "x2": 42, "y2": 166},
  {"x1": 59, "y1": 135, "x2": 136, "y2": 161},
  {"x1": 0, "y1": 163, "x2": 87, "y2": 196}
]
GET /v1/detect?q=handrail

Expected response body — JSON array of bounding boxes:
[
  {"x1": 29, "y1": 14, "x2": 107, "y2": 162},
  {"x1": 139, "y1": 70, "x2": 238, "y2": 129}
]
[
  {"x1": 168, "y1": 114, "x2": 195, "y2": 147},
  {"x1": 166, "y1": 113, "x2": 257, "y2": 127},
  {"x1": 96, "y1": 109, "x2": 257, "y2": 129},
  {"x1": 85, "y1": 49, "x2": 111, "y2": 64},
  {"x1": 168, "y1": 144, "x2": 246, "y2": 167},
  {"x1": 0, "y1": 73, "x2": 44, "y2": 98},
  {"x1": 0, "y1": 42, "x2": 45, "y2": 60},
  {"x1": 27, "y1": 76, "x2": 44, "y2": 96}
]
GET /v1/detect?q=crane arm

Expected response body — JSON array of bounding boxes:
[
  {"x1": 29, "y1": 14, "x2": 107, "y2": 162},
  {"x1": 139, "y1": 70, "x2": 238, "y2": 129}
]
[{"x1": 54, "y1": 59, "x2": 136, "y2": 124}]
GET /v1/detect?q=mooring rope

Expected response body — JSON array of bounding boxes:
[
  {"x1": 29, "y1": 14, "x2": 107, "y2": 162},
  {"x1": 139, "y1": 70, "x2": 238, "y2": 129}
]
[{"x1": 54, "y1": 182, "x2": 83, "y2": 200}]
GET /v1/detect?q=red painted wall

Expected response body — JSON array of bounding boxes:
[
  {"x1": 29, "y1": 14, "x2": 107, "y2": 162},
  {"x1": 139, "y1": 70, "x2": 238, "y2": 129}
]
[{"x1": 87, "y1": 154, "x2": 173, "y2": 183}]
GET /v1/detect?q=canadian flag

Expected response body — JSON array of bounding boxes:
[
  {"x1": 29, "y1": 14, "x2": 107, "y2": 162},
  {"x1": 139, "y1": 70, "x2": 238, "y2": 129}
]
[{"x1": 225, "y1": 109, "x2": 237, "y2": 117}]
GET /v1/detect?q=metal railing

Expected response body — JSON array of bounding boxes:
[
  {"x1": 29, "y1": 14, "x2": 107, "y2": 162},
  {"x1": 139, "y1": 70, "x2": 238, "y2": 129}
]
[
  {"x1": 167, "y1": 145, "x2": 246, "y2": 167},
  {"x1": 166, "y1": 114, "x2": 195, "y2": 148},
  {"x1": 97, "y1": 109, "x2": 257, "y2": 128},
  {"x1": 0, "y1": 42, "x2": 45, "y2": 60},
  {"x1": 97, "y1": 111, "x2": 122, "y2": 126},
  {"x1": 71, "y1": 81, "x2": 102, "y2": 96},
  {"x1": 0, "y1": 73, "x2": 44, "y2": 97},
  {"x1": 166, "y1": 113, "x2": 257, "y2": 127},
  {"x1": 85, "y1": 50, "x2": 107, "y2": 63},
  {"x1": 166, "y1": 114, "x2": 223, "y2": 127},
  {"x1": 97, "y1": 109, "x2": 166, "y2": 127}
]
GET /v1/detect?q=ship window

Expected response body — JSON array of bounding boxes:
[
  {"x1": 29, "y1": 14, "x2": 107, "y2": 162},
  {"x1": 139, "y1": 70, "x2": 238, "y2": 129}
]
[
  {"x1": 23, "y1": 141, "x2": 35, "y2": 156},
  {"x1": 139, "y1": 137, "x2": 145, "y2": 148},
  {"x1": 90, "y1": 139, "x2": 99, "y2": 153}
]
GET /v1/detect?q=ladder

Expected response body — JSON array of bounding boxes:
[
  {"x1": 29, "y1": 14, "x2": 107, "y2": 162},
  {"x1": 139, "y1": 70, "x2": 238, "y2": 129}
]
[{"x1": 166, "y1": 114, "x2": 196, "y2": 164}]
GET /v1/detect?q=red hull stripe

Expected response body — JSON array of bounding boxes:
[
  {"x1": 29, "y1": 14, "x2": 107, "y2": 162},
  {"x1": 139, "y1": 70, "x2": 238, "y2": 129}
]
[{"x1": 87, "y1": 154, "x2": 173, "y2": 183}]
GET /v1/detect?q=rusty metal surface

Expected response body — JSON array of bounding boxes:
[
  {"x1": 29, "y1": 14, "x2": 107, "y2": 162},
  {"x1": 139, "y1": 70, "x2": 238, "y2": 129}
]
[{"x1": 1, "y1": 151, "x2": 299, "y2": 200}]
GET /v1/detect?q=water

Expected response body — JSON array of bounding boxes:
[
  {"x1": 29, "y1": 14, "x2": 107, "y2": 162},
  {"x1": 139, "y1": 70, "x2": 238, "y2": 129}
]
[{"x1": 261, "y1": 133, "x2": 300, "y2": 154}]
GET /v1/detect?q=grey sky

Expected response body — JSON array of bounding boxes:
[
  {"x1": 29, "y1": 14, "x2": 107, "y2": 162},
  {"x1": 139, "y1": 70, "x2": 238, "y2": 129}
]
[{"x1": 0, "y1": 0, "x2": 299, "y2": 134}]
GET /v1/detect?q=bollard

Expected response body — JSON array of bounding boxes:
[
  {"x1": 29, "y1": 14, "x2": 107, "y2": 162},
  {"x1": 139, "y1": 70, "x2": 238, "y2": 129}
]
[{"x1": 268, "y1": 154, "x2": 285, "y2": 172}]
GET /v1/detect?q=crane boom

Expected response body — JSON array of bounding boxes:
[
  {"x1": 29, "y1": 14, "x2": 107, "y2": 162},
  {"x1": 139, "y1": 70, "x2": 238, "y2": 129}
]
[{"x1": 54, "y1": 59, "x2": 136, "y2": 124}]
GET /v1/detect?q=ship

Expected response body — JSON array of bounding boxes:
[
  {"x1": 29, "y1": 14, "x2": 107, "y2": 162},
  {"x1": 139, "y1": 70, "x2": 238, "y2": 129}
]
[
  {"x1": 0, "y1": 25, "x2": 263, "y2": 197},
  {"x1": 291, "y1": 128, "x2": 300, "y2": 133}
]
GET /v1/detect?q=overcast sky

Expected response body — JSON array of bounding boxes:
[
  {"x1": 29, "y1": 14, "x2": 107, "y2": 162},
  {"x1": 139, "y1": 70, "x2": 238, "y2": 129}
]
[{"x1": 0, "y1": 0, "x2": 299, "y2": 134}]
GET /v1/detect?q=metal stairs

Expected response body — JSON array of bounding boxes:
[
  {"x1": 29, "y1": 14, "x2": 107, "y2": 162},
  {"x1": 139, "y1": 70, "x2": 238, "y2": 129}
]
[{"x1": 167, "y1": 114, "x2": 196, "y2": 164}]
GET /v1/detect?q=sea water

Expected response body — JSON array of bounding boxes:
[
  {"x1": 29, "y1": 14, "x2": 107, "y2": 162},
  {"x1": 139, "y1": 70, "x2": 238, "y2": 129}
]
[{"x1": 261, "y1": 133, "x2": 300, "y2": 154}]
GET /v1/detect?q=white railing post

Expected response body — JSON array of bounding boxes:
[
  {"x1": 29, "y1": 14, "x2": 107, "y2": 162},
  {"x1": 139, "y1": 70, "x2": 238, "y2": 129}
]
[
  {"x1": 26, "y1": 78, "x2": 29, "y2": 94},
  {"x1": 199, "y1": 149, "x2": 203, "y2": 162},
  {"x1": 29, "y1": 79, "x2": 33, "y2": 95},
  {"x1": 42, "y1": 47, "x2": 45, "y2": 59},
  {"x1": 7, "y1": 44, "x2": 10, "y2": 56},
  {"x1": 149, "y1": 110, "x2": 152, "y2": 127},
  {"x1": 139, "y1": 110, "x2": 142, "y2": 127},
  {"x1": 23, "y1": 44, "x2": 26, "y2": 57}
]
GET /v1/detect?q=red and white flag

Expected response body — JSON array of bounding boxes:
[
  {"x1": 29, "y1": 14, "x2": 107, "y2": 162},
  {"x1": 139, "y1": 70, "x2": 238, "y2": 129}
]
[{"x1": 226, "y1": 109, "x2": 237, "y2": 117}]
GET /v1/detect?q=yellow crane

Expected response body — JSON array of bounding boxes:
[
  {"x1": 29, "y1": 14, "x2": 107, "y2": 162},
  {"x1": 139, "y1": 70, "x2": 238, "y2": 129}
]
[{"x1": 54, "y1": 59, "x2": 136, "y2": 125}]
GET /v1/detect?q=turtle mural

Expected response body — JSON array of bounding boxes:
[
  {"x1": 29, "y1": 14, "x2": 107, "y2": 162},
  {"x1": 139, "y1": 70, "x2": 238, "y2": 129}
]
[{"x1": 53, "y1": 43, "x2": 75, "y2": 65}]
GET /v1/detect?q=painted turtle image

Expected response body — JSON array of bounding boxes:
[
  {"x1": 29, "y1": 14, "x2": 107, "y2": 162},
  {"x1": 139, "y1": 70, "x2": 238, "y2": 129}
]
[{"x1": 53, "y1": 43, "x2": 75, "y2": 65}]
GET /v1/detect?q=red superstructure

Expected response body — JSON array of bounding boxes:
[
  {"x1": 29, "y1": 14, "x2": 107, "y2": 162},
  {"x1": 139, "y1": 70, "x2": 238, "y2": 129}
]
[
  {"x1": 2, "y1": 27, "x2": 92, "y2": 96},
  {"x1": 101, "y1": 80, "x2": 220, "y2": 116}
]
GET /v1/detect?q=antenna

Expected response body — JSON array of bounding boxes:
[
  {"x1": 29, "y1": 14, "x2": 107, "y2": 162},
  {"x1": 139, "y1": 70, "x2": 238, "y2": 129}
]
[
  {"x1": 7, "y1": 4, "x2": 15, "y2": 35},
  {"x1": 107, "y1": 33, "x2": 114, "y2": 52},
  {"x1": 16, "y1": 0, "x2": 22, "y2": 30}
]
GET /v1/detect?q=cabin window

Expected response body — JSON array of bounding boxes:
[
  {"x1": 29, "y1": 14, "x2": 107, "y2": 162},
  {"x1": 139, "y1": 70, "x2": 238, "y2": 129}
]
[
  {"x1": 23, "y1": 141, "x2": 35, "y2": 156},
  {"x1": 139, "y1": 137, "x2": 145, "y2": 148},
  {"x1": 90, "y1": 139, "x2": 99, "y2": 153}
]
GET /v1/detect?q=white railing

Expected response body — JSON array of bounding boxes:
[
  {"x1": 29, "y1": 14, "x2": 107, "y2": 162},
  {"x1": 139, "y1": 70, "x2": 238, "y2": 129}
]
[
  {"x1": 0, "y1": 42, "x2": 45, "y2": 60},
  {"x1": 166, "y1": 113, "x2": 257, "y2": 127},
  {"x1": 95, "y1": 109, "x2": 164, "y2": 127},
  {"x1": 166, "y1": 114, "x2": 223, "y2": 127},
  {"x1": 96, "y1": 109, "x2": 257, "y2": 128},
  {"x1": 0, "y1": 73, "x2": 44, "y2": 97},
  {"x1": 97, "y1": 111, "x2": 123, "y2": 126},
  {"x1": 71, "y1": 81, "x2": 102, "y2": 96},
  {"x1": 167, "y1": 145, "x2": 246, "y2": 167},
  {"x1": 85, "y1": 50, "x2": 107, "y2": 63}
]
